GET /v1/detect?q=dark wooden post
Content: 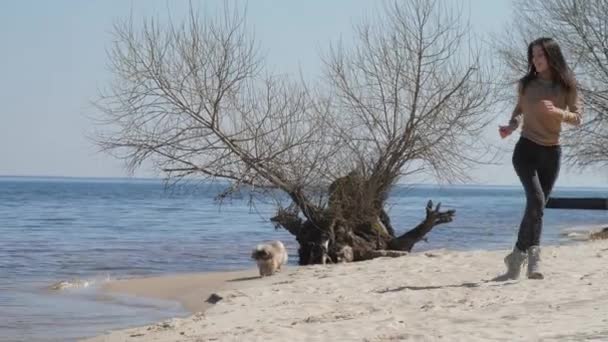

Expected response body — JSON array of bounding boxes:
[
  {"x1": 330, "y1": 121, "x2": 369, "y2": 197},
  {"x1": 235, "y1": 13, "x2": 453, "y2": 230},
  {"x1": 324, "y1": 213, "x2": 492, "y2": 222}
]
[{"x1": 546, "y1": 197, "x2": 608, "y2": 210}]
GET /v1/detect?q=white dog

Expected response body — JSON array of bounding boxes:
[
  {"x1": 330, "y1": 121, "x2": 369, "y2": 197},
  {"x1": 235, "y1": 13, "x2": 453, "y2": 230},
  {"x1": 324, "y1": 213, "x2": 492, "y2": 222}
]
[{"x1": 251, "y1": 241, "x2": 288, "y2": 277}]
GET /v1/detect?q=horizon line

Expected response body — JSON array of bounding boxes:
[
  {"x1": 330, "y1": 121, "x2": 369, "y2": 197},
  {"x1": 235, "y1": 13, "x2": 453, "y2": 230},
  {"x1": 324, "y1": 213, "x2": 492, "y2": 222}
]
[{"x1": 2, "y1": 174, "x2": 607, "y2": 190}]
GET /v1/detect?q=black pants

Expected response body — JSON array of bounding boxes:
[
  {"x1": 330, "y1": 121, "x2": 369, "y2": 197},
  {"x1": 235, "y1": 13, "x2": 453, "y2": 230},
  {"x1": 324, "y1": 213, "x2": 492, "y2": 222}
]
[{"x1": 512, "y1": 137, "x2": 561, "y2": 251}]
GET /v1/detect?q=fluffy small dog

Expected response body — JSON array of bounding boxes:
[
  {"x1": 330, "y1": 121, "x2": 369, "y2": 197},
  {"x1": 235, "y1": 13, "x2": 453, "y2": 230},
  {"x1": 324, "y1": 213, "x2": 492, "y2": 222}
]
[{"x1": 251, "y1": 241, "x2": 288, "y2": 277}]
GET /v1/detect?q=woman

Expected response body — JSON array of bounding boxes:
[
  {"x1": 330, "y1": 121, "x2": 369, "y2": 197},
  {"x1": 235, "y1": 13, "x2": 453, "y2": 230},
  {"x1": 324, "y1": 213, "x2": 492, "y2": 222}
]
[{"x1": 498, "y1": 37, "x2": 582, "y2": 280}]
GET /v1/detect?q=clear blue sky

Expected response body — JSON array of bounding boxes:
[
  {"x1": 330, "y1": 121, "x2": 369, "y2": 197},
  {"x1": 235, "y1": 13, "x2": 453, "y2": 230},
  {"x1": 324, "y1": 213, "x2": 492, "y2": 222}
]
[{"x1": 0, "y1": 0, "x2": 605, "y2": 187}]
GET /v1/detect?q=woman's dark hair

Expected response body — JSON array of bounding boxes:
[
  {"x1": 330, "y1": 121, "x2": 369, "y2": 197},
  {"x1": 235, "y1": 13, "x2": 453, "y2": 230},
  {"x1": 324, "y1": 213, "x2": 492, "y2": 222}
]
[{"x1": 519, "y1": 37, "x2": 576, "y2": 93}]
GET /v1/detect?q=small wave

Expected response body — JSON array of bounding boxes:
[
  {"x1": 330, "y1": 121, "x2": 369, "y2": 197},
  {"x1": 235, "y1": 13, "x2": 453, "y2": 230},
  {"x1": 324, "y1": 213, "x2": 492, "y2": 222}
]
[
  {"x1": 48, "y1": 279, "x2": 92, "y2": 291},
  {"x1": 47, "y1": 275, "x2": 111, "y2": 291},
  {"x1": 561, "y1": 231, "x2": 591, "y2": 241}
]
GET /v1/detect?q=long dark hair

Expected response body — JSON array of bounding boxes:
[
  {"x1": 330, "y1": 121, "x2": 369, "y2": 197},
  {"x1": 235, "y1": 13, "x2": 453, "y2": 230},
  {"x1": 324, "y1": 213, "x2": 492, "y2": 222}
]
[{"x1": 519, "y1": 37, "x2": 576, "y2": 93}]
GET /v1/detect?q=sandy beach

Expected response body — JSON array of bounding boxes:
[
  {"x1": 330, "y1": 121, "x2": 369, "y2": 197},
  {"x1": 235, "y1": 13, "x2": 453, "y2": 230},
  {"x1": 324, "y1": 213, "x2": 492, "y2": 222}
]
[
  {"x1": 85, "y1": 239, "x2": 608, "y2": 342},
  {"x1": 101, "y1": 269, "x2": 261, "y2": 313}
]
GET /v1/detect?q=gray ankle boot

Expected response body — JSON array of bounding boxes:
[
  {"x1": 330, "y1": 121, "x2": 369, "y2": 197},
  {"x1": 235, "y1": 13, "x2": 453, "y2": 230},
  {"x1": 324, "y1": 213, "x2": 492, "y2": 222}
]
[
  {"x1": 527, "y1": 246, "x2": 543, "y2": 279},
  {"x1": 493, "y1": 247, "x2": 527, "y2": 281},
  {"x1": 504, "y1": 247, "x2": 527, "y2": 279}
]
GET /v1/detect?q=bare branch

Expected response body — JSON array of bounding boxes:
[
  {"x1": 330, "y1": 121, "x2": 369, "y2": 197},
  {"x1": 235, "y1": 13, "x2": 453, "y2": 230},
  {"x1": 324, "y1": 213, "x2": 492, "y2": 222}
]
[{"x1": 95, "y1": 1, "x2": 500, "y2": 264}]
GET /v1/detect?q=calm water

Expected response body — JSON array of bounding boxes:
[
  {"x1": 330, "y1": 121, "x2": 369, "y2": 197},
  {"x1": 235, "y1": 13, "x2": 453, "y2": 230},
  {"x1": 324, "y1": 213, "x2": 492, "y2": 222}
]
[{"x1": 1, "y1": 177, "x2": 607, "y2": 341}]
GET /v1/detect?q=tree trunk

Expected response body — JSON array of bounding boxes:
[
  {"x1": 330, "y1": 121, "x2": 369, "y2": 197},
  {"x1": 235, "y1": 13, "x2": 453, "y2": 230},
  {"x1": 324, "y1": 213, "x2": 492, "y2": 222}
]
[
  {"x1": 271, "y1": 200, "x2": 455, "y2": 265},
  {"x1": 270, "y1": 172, "x2": 456, "y2": 265}
]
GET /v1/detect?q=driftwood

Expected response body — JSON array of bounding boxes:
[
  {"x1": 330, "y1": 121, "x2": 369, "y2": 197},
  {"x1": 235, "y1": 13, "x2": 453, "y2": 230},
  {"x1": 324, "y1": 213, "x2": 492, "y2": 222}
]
[
  {"x1": 590, "y1": 227, "x2": 608, "y2": 240},
  {"x1": 271, "y1": 173, "x2": 455, "y2": 265},
  {"x1": 271, "y1": 199, "x2": 454, "y2": 265}
]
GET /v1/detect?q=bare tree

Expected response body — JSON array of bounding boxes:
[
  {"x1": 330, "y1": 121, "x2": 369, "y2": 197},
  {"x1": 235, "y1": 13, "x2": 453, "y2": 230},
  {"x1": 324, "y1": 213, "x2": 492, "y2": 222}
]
[
  {"x1": 495, "y1": 0, "x2": 608, "y2": 169},
  {"x1": 96, "y1": 1, "x2": 498, "y2": 265}
]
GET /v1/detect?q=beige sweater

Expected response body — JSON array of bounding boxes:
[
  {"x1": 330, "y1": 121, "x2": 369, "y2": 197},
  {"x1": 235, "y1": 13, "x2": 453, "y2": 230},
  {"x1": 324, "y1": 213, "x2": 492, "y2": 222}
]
[{"x1": 509, "y1": 77, "x2": 583, "y2": 146}]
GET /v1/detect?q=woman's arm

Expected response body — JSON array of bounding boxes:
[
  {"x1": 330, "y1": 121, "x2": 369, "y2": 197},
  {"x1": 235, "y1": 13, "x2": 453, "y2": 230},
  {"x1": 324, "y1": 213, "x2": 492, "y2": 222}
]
[
  {"x1": 508, "y1": 82, "x2": 524, "y2": 130},
  {"x1": 561, "y1": 87, "x2": 583, "y2": 126}
]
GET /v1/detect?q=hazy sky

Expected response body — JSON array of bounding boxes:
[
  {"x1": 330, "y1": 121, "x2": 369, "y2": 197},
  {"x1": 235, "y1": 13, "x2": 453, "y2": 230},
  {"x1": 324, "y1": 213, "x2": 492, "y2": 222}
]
[{"x1": 0, "y1": 0, "x2": 605, "y2": 187}]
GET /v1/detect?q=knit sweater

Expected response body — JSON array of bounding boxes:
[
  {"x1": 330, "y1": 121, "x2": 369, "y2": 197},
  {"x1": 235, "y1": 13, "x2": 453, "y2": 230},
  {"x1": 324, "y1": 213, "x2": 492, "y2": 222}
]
[{"x1": 509, "y1": 77, "x2": 582, "y2": 146}]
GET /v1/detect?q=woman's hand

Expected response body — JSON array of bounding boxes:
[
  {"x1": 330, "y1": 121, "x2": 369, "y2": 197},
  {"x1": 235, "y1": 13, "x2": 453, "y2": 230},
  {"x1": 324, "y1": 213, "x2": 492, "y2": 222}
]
[
  {"x1": 498, "y1": 125, "x2": 514, "y2": 139},
  {"x1": 538, "y1": 100, "x2": 564, "y2": 119}
]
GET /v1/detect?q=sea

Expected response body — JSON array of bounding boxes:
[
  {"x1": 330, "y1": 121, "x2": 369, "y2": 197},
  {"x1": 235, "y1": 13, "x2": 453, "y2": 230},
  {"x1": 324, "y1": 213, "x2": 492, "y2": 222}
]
[{"x1": 1, "y1": 176, "x2": 607, "y2": 342}]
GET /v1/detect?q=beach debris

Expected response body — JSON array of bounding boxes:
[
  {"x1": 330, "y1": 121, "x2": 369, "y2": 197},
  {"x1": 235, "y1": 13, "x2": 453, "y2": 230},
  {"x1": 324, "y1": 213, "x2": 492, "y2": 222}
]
[
  {"x1": 365, "y1": 250, "x2": 409, "y2": 258},
  {"x1": 147, "y1": 319, "x2": 179, "y2": 332},
  {"x1": 590, "y1": 227, "x2": 608, "y2": 240},
  {"x1": 191, "y1": 312, "x2": 205, "y2": 322},
  {"x1": 420, "y1": 303, "x2": 435, "y2": 311},
  {"x1": 206, "y1": 293, "x2": 223, "y2": 304}
]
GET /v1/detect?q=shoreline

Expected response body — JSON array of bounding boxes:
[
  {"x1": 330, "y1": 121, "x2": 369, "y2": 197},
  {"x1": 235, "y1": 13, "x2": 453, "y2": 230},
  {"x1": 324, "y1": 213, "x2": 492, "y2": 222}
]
[
  {"x1": 94, "y1": 229, "x2": 604, "y2": 317},
  {"x1": 100, "y1": 268, "x2": 262, "y2": 314},
  {"x1": 85, "y1": 239, "x2": 608, "y2": 342}
]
